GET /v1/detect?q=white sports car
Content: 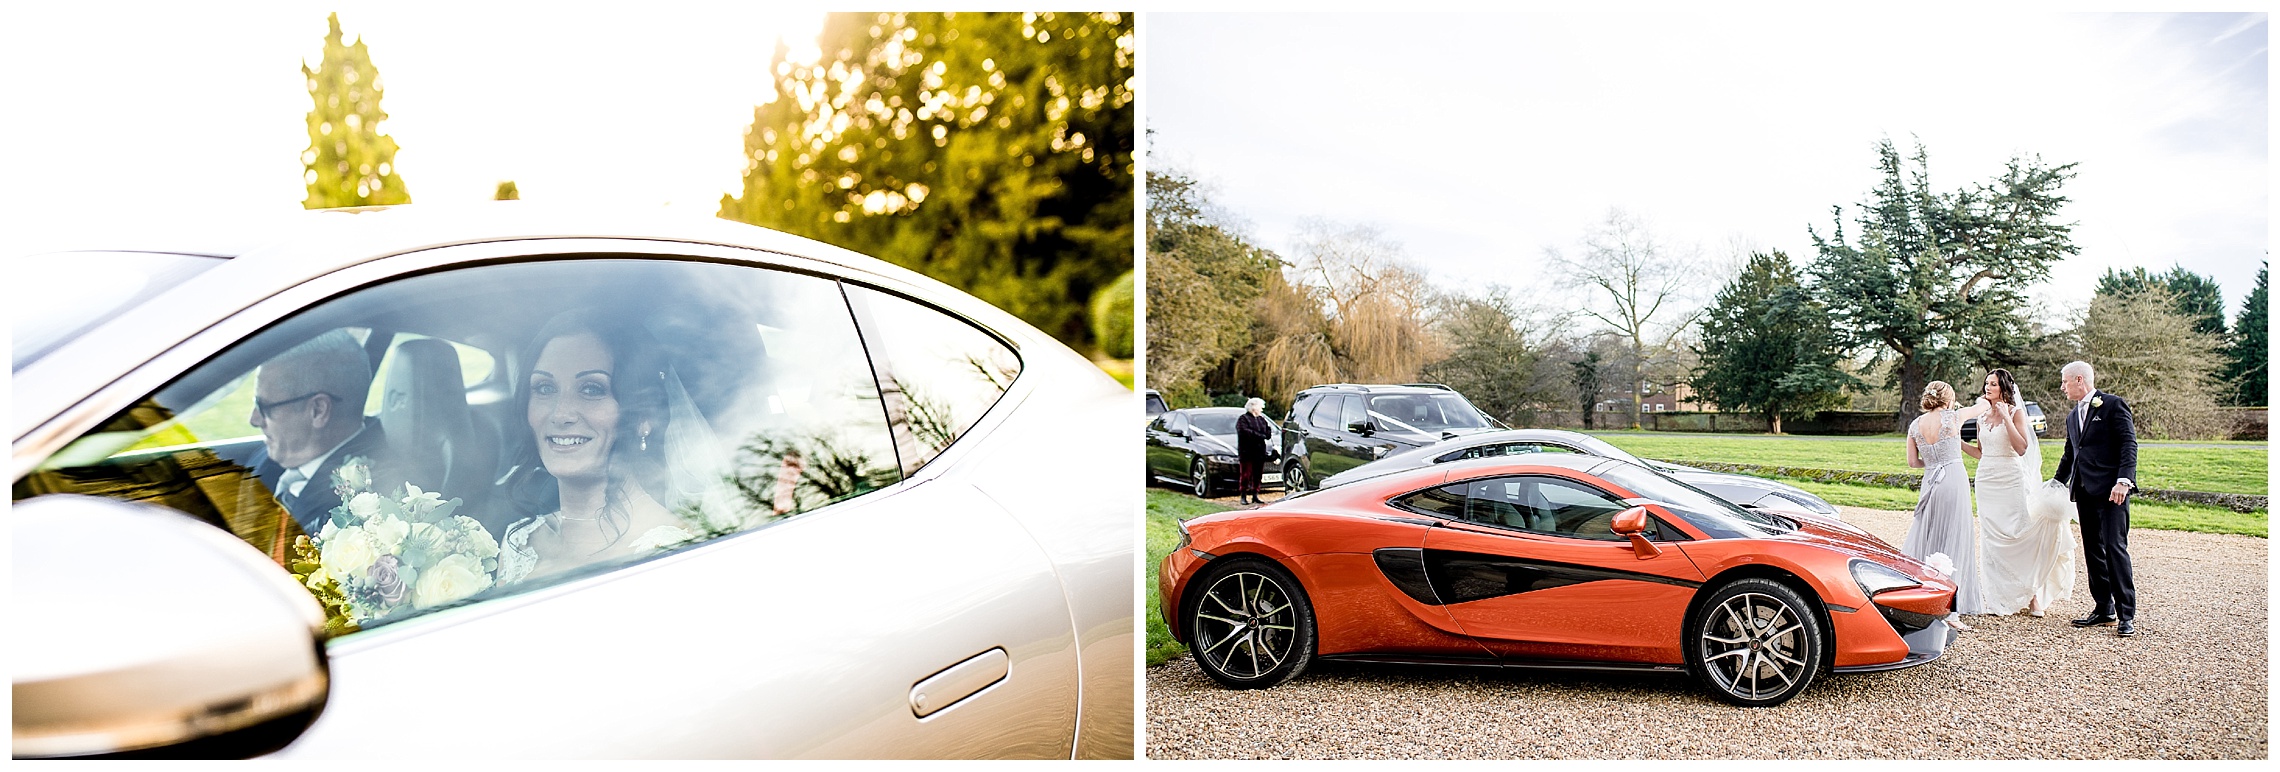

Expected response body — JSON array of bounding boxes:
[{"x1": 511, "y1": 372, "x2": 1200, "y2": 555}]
[{"x1": 11, "y1": 204, "x2": 1133, "y2": 759}]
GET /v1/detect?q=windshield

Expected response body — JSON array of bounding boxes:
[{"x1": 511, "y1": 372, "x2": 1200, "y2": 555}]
[
  {"x1": 11, "y1": 251, "x2": 227, "y2": 371},
  {"x1": 1368, "y1": 393, "x2": 1489, "y2": 433},
  {"x1": 1596, "y1": 462, "x2": 1792, "y2": 539}
]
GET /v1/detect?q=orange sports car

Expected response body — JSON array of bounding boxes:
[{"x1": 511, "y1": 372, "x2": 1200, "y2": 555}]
[{"x1": 1158, "y1": 454, "x2": 1957, "y2": 706}]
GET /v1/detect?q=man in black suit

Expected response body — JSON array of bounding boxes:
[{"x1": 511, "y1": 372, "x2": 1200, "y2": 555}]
[
  {"x1": 2053, "y1": 360, "x2": 2138, "y2": 637},
  {"x1": 248, "y1": 329, "x2": 387, "y2": 534}
]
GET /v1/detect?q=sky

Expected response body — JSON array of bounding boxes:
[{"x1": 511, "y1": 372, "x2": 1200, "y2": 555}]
[
  {"x1": 1146, "y1": 11, "x2": 2269, "y2": 331},
  {"x1": 2, "y1": 3, "x2": 825, "y2": 260}
]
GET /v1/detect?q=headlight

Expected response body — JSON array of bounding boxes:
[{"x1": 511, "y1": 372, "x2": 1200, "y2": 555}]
[
  {"x1": 1850, "y1": 560, "x2": 1921, "y2": 598},
  {"x1": 1175, "y1": 517, "x2": 1192, "y2": 552},
  {"x1": 1206, "y1": 454, "x2": 1236, "y2": 464}
]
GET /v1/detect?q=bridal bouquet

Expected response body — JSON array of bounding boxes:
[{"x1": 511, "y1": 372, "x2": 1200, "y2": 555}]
[{"x1": 300, "y1": 458, "x2": 501, "y2": 625}]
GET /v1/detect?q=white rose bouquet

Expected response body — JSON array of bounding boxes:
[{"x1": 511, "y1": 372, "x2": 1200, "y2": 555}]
[{"x1": 307, "y1": 458, "x2": 501, "y2": 624}]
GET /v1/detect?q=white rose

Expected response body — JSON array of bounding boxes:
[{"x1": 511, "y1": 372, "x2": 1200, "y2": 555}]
[
  {"x1": 412, "y1": 554, "x2": 493, "y2": 609},
  {"x1": 347, "y1": 491, "x2": 382, "y2": 522},
  {"x1": 337, "y1": 461, "x2": 371, "y2": 491},
  {"x1": 320, "y1": 527, "x2": 381, "y2": 578},
  {"x1": 365, "y1": 513, "x2": 410, "y2": 554}
]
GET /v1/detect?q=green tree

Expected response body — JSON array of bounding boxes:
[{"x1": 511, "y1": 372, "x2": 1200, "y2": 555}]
[
  {"x1": 1547, "y1": 208, "x2": 1704, "y2": 430},
  {"x1": 1691, "y1": 251, "x2": 1854, "y2": 434},
  {"x1": 1145, "y1": 170, "x2": 1274, "y2": 403},
  {"x1": 1421, "y1": 290, "x2": 1547, "y2": 425},
  {"x1": 2223, "y1": 262, "x2": 2267, "y2": 406},
  {"x1": 1091, "y1": 269, "x2": 1133, "y2": 359},
  {"x1": 720, "y1": 12, "x2": 1132, "y2": 351},
  {"x1": 1808, "y1": 139, "x2": 2077, "y2": 430},
  {"x1": 301, "y1": 13, "x2": 409, "y2": 210},
  {"x1": 2095, "y1": 265, "x2": 2227, "y2": 337},
  {"x1": 494, "y1": 181, "x2": 520, "y2": 200}
]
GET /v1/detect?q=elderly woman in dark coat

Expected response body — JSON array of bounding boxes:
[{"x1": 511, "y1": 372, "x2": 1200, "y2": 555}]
[{"x1": 1235, "y1": 397, "x2": 1275, "y2": 505}]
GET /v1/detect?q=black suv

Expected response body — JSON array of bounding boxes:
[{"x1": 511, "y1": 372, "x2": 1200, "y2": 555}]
[{"x1": 1278, "y1": 383, "x2": 1503, "y2": 492}]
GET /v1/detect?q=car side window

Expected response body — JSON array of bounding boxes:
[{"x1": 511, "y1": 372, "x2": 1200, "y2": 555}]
[
  {"x1": 1286, "y1": 394, "x2": 1317, "y2": 425},
  {"x1": 1338, "y1": 395, "x2": 1367, "y2": 431},
  {"x1": 1396, "y1": 483, "x2": 1469, "y2": 519},
  {"x1": 14, "y1": 258, "x2": 900, "y2": 636},
  {"x1": 843, "y1": 286, "x2": 1022, "y2": 476},
  {"x1": 1306, "y1": 395, "x2": 1340, "y2": 431},
  {"x1": 1168, "y1": 413, "x2": 1189, "y2": 434},
  {"x1": 1457, "y1": 476, "x2": 1637, "y2": 541}
]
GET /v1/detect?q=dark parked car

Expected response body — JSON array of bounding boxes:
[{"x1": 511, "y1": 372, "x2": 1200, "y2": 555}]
[
  {"x1": 1147, "y1": 407, "x2": 1282, "y2": 498},
  {"x1": 1960, "y1": 401, "x2": 2048, "y2": 443},
  {"x1": 1277, "y1": 384, "x2": 1501, "y2": 492}
]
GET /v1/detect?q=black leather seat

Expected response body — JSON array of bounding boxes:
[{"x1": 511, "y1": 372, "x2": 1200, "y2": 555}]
[{"x1": 379, "y1": 338, "x2": 501, "y2": 530}]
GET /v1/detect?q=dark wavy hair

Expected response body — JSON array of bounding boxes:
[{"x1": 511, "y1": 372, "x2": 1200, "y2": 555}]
[
  {"x1": 503, "y1": 308, "x2": 672, "y2": 541},
  {"x1": 1988, "y1": 368, "x2": 2020, "y2": 405}
]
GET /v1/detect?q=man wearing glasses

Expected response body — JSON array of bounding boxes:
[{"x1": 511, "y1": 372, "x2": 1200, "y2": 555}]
[{"x1": 249, "y1": 329, "x2": 387, "y2": 533}]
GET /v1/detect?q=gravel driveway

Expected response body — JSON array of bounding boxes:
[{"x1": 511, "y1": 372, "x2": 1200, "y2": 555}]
[{"x1": 1146, "y1": 506, "x2": 2268, "y2": 759}]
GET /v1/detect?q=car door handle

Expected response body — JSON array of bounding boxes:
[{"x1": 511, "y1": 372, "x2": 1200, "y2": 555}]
[{"x1": 909, "y1": 647, "x2": 1009, "y2": 718}]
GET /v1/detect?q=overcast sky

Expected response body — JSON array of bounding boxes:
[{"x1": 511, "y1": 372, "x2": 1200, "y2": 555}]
[
  {"x1": 2, "y1": 3, "x2": 824, "y2": 260},
  {"x1": 1147, "y1": 11, "x2": 2268, "y2": 330}
]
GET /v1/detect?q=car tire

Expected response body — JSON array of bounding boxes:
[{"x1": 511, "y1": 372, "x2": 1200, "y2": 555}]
[
  {"x1": 1192, "y1": 458, "x2": 1218, "y2": 499},
  {"x1": 1184, "y1": 556, "x2": 1316, "y2": 689},
  {"x1": 1685, "y1": 577, "x2": 1824, "y2": 707},
  {"x1": 1283, "y1": 461, "x2": 1308, "y2": 493}
]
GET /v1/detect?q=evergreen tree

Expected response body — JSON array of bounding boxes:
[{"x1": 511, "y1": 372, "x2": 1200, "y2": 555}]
[
  {"x1": 1808, "y1": 139, "x2": 2076, "y2": 430},
  {"x1": 1572, "y1": 350, "x2": 1604, "y2": 430},
  {"x1": 2095, "y1": 265, "x2": 2227, "y2": 337},
  {"x1": 2223, "y1": 262, "x2": 2268, "y2": 406},
  {"x1": 720, "y1": 12, "x2": 1132, "y2": 351},
  {"x1": 1691, "y1": 251, "x2": 1854, "y2": 434},
  {"x1": 301, "y1": 13, "x2": 409, "y2": 209},
  {"x1": 494, "y1": 181, "x2": 520, "y2": 200}
]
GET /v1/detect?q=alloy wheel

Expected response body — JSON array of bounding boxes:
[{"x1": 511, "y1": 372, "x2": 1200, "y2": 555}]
[
  {"x1": 1697, "y1": 589, "x2": 1817, "y2": 704},
  {"x1": 1192, "y1": 569, "x2": 1299, "y2": 682}
]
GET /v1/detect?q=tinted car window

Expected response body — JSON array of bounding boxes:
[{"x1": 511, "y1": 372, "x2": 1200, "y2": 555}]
[
  {"x1": 1397, "y1": 483, "x2": 1469, "y2": 519},
  {"x1": 843, "y1": 286, "x2": 1022, "y2": 476},
  {"x1": 15, "y1": 258, "x2": 899, "y2": 635},
  {"x1": 1597, "y1": 462, "x2": 1789, "y2": 539},
  {"x1": 1338, "y1": 395, "x2": 1366, "y2": 430},
  {"x1": 1367, "y1": 393, "x2": 1487, "y2": 432},
  {"x1": 1189, "y1": 412, "x2": 1239, "y2": 435},
  {"x1": 1458, "y1": 476, "x2": 1631, "y2": 540},
  {"x1": 1287, "y1": 394, "x2": 1317, "y2": 424},
  {"x1": 1308, "y1": 395, "x2": 1343, "y2": 431}
]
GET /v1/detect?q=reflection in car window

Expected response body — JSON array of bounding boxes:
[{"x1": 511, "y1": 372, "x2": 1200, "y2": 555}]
[
  {"x1": 843, "y1": 286, "x2": 1021, "y2": 476},
  {"x1": 1367, "y1": 393, "x2": 1487, "y2": 433},
  {"x1": 1596, "y1": 463, "x2": 1789, "y2": 539},
  {"x1": 1307, "y1": 396, "x2": 1341, "y2": 431},
  {"x1": 14, "y1": 258, "x2": 899, "y2": 636},
  {"x1": 1458, "y1": 476, "x2": 1632, "y2": 541},
  {"x1": 1338, "y1": 395, "x2": 1366, "y2": 431}
]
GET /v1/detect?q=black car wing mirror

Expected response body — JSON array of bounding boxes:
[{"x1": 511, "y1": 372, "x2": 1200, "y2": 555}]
[{"x1": 1347, "y1": 420, "x2": 1374, "y2": 435}]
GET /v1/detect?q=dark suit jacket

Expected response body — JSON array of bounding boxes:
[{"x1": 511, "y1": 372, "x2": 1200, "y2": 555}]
[
  {"x1": 2054, "y1": 390, "x2": 2137, "y2": 501},
  {"x1": 252, "y1": 418, "x2": 390, "y2": 533}
]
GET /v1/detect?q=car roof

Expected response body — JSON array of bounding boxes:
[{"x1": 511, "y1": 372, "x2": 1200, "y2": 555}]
[{"x1": 1299, "y1": 383, "x2": 1459, "y2": 396}]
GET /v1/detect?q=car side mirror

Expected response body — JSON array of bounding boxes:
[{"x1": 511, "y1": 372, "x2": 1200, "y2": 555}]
[
  {"x1": 1347, "y1": 420, "x2": 1374, "y2": 436},
  {"x1": 1610, "y1": 506, "x2": 1662, "y2": 559},
  {"x1": 13, "y1": 495, "x2": 330, "y2": 759}
]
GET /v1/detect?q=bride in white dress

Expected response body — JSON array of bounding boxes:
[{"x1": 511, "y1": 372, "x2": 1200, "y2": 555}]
[{"x1": 1957, "y1": 368, "x2": 2076, "y2": 617}]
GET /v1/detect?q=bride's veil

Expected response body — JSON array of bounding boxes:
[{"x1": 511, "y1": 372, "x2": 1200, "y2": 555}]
[{"x1": 656, "y1": 365, "x2": 745, "y2": 536}]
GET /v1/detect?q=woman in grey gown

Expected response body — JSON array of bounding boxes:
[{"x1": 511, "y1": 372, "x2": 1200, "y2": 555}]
[{"x1": 1904, "y1": 381, "x2": 1984, "y2": 628}]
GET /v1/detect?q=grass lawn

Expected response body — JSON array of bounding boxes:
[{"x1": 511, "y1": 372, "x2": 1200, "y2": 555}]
[
  {"x1": 1596, "y1": 433, "x2": 2268, "y2": 496},
  {"x1": 1146, "y1": 488, "x2": 1231, "y2": 666},
  {"x1": 1781, "y1": 480, "x2": 2266, "y2": 538}
]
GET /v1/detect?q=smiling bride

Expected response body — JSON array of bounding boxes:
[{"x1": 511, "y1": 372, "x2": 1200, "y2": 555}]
[{"x1": 496, "y1": 309, "x2": 702, "y2": 585}]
